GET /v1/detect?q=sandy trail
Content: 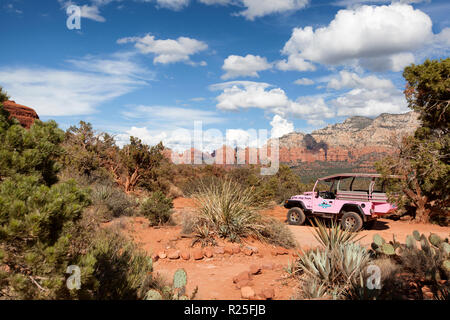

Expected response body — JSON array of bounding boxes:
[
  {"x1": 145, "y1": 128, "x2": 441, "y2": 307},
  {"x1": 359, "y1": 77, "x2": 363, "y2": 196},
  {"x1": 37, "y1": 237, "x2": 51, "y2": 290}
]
[
  {"x1": 264, "y1": 203, "x2": 450, "y2": 247},
  {"x1": 114, "y1": 197, "x2": 449, "y2": 300}
]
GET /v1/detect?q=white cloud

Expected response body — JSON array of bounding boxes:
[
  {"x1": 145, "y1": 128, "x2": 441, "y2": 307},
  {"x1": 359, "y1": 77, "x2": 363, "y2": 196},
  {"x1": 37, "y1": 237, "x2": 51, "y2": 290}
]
[
  {"x1": 60, "y1": 1, "x2": 106, "y2": 22},
  {"x1": 327, "y1": 70, "x2": 395, "y2": 90},
  {"x1": 276, "y1": 54, "x2": 316, "y2": 72},
  {"x1": 199, "y1": 0, "x2": 309, "y2": 20},
  {"x1": 221, "y1": 54, "x2": 272, "y2": 80},
  {"x1": 333, "y1": 0, "x2": 428, "y2": 8},
  {"x1": 294, "y1": 77, "x2": 314, "y2": 85},
  {"x1": 434, "y1": 27, "x2": 450, "y2": 47},
  {"x1": 284, "y1": 96, "x2": 335, "y2": 124},
  {"x1": 117, "y1": 34, "x2": 208, "y2": 65},
  {"x1": 154, "y1": 0, "x2": 190, "y2": 10},
  {"x1": 4, "y1": 3, "x2": 23, "y2": 14},
  {"x1": 197, "y1": 0, "x2": 233, "y2": 5},
  {"x1": 79, "y1": 4, "x2": 106, "y2": 22},
  {"x1": 210, "y1": 81, "x2": 289, "y2": 111},
  {"x1": 270, "y1": 115, "x2": 294, "y2": 138},
  {"x1": 0, "y1": 55, "x2": 150, "y2": 116},
  {"x1": 359, "y1": 52, "x2": 415, "y2": 72},
  {"x1": 280, "y1": 3, "x2": 434, "y2": 71},
  {"x1": 209, "y1": 71, "x2": 409, "y2": 125},
  {"x1": 190, "y1": 97, "x2": 206, "y2": 102},
  {"x1": 66, "y1": 54, "x2": 154, "y2": 79},
  {"x1": 236, "y1": 0, "x2": 309, "y2": 20},
  {"x1": 326, "y1": 71, "x2": 408, "y2": 117},
  {"x1": 61, "y1": 0, "x2": 192, "y2": 21},
  {"x1": 122, "y1": 105, "x2": 224, "y2": 126},
  {"x1": 209, "y1": 81, "x2": 335, "y2": 123},
  {"x1": 332, "y1": 87, "x2": 408, "y2": 117}
]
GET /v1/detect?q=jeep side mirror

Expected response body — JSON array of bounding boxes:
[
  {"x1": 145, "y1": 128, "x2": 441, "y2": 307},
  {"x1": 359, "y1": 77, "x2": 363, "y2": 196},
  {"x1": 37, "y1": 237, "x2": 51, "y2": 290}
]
[{"x1": 315, "y1": 190, "x2": 319, "y2": 198}]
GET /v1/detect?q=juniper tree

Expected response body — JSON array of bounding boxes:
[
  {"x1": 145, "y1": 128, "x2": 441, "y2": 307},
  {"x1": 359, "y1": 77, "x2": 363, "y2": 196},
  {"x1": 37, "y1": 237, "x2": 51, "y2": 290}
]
[
  {"x1": 377, "y1": 58, "x2": 450, "y2": 223},
  {"x1": 0, "y1": 92, "x2": 90, "y2": 298}
]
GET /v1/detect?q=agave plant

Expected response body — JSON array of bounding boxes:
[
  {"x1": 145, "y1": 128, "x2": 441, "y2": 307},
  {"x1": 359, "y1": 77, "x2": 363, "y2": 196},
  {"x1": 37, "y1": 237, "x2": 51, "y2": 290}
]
[
  {"x1": 301, "y1": 277, "x2": 329, "y2": 299},
  {"x1": 296, "y1": 220, "x2": 370, "y2": 299}
]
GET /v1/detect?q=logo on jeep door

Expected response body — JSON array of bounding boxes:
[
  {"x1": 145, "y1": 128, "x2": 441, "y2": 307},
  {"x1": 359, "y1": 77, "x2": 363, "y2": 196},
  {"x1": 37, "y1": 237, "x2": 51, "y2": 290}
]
[{"x1": 318, "y1": 201, "x2": 332, "y2": 209}]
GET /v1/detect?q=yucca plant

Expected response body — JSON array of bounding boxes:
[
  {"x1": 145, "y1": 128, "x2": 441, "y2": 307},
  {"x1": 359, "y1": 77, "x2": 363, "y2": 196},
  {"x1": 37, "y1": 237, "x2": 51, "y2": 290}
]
[
  {"x1": 310, "y1": 218, "x2": 365, "y2": 250},
  {"x1": 192, "y1": 179, "x2": 267, "y2": 242},
  {"x1": 191, "y1": 179, "x2": 296, "y2": 247}
]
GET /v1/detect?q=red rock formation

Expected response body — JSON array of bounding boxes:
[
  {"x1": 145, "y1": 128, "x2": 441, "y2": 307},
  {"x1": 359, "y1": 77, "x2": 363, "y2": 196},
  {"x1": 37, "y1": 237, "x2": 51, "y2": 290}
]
[
  {"x1": 164, "y1": 112, "x2": 420, "y2": 166},
  {"x1": 2, "y1": 100, "x2": 39, "y2": 128}
]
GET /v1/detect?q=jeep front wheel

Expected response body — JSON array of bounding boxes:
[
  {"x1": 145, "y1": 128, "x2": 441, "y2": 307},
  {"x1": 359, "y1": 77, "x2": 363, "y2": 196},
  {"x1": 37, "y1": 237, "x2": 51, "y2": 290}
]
[
  {"x1": 341, "y1": 212, "x2": 363, "y2": 232},
  {"x1": 287, "y1": 207, "x2": 306, "y2": 226}
]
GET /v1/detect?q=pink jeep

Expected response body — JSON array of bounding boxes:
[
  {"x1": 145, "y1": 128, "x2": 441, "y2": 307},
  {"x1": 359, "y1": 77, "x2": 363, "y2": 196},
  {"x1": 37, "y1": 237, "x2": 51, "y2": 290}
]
[{"x1": 284, "y1": 173, "x2": 399, "y2": 231}]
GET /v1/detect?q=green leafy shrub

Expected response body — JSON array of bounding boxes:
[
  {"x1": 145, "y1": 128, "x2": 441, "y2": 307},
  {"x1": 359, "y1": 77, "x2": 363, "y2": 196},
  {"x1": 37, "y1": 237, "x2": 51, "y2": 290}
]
[
  {"x1": 140, "y1": 191, "x2": 174, "y2": 226},
  {"x1": 0, "y1": 102, "x2": 92, "y2": 299},
  {"x1": 91, "y1": 183, "x2": 136, "y2": 220},
  {"x1": 72, "y1": 229, "x2": 157, "y2": 300},
  {"x1": 260, "y1": 217, "x2": 296, "y2": 248}
]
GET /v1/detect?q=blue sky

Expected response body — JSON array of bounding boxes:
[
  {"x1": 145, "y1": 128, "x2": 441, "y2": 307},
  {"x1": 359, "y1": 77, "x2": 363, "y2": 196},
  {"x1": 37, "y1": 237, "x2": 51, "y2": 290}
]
[{"x1": 0, "y1": 0, "x2": 449, "y2": 151}]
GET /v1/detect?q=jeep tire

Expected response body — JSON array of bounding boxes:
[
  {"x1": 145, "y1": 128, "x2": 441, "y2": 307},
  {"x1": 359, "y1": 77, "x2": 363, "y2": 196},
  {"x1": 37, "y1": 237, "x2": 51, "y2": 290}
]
[
  {"x1": 287, "y1": 207, "x2": 306, "y2": 226},
  {"x1": 341, "y1": 212, "x2": 363, "y2": 232}
]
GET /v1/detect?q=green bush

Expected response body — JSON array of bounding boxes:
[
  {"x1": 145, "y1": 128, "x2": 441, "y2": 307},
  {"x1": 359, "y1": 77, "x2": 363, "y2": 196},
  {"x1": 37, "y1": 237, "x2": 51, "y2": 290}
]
[
  {"x1": 140, "y1": 191, "x2": 174, "y2": 226},
  {"x1": 0, "y1": 98, "x2": 158, "y2": 300},
  {"x1": 0, "y1": 100, "x2": 94, "y2": 299},
  {"x1": 91, "y1": 183, "x2": 136, "y2": 220},
  {"x1": 260, "y1": 217, "x2": 296, "y2": 248},
  {"x1": 72, "y1": 229, "x2": 156, "y2": 300}
]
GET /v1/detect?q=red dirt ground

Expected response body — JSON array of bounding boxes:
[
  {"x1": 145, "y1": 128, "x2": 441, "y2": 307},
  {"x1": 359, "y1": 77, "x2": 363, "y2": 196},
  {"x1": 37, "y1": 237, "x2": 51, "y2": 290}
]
[{"x1": 111, "y1": 197, "x2": 450, "y2": 300}]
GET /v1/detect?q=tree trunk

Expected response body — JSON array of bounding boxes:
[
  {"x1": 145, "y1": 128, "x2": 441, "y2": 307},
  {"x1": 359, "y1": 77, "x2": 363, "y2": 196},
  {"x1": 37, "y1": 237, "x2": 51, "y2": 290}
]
[{"x1": 403, "y1": 177, "x2": 430, "y2": 223}]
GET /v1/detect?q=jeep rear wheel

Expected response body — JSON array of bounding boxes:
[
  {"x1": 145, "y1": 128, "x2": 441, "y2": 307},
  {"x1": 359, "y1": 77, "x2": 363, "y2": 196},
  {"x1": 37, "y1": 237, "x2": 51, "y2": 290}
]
[
  {"x1": 287, "y1": 207, "x2": 306, "y2": 226},
  {"x1": 341, "y1": 212, "x2": 363, "y2": 232}
]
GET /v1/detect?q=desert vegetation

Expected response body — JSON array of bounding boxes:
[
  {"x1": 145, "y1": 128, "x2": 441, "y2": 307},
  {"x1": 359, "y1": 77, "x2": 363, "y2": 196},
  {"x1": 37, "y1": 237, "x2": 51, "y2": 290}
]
[
  {"x1": 292, "y1": 219, "x2": 450, "y2": 300},
  {"x1": 376, "y1": 58, "x2": 449, "y2": 225},
  {"x1": 0, "y1": 57, "x2": 448, "y2": 300},
  {"x1": 186, "y1": 179, "x2": 296, "y2": 247},
  {"x1": 0, "y1": 88, "x2": 178, "y2": 300}
]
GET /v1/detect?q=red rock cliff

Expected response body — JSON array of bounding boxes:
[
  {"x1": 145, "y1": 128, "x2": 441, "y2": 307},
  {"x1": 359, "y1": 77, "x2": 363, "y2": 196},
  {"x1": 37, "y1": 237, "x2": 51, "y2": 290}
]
[{"x1": 2, "y1": 100, "x2": 39, "y2": 128}]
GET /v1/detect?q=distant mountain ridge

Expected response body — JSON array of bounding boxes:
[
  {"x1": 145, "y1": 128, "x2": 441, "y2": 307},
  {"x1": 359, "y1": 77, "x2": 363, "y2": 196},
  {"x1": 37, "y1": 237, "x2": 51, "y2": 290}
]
[
  {"x1": 275, "y1": 111, "x2": 420, "y2": 164},
  {"x1": 166, "y1": 111, "x2": 421, "y2": 167}
]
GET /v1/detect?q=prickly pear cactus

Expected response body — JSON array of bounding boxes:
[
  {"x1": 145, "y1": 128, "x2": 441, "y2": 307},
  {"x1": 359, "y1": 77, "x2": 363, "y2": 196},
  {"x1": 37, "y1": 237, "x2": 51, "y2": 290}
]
[
  {"x1": 381, "y1": 243, "x2": 395, "y2": 255},
  {"x1": 406, "y1": 235, "x2": 416, "y2": 249},
  {"x1": 444, "y1": 260, "x2": 450, "y2": 272},
  {"x1": 429, "y1": 234, "x2": 442, "y2": 247},
  {"x1": 412, "y1": 230, "x2": 421, "y2": 241},
  {"x1": 173, "y1": 268, "x2": 187, "y2": 289},
  {"x1": 373, "y1": 234, "x2": 385, "y2": 247},
  {"x1": 442, "y1": 242, "x2": 450, "y2": 255},
  {"x1": 145, "y1": 289, "x2": 163, "y2": 300},
  {"x1": 420, "y1": 235, "x2": 431, "y2": 252}
]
